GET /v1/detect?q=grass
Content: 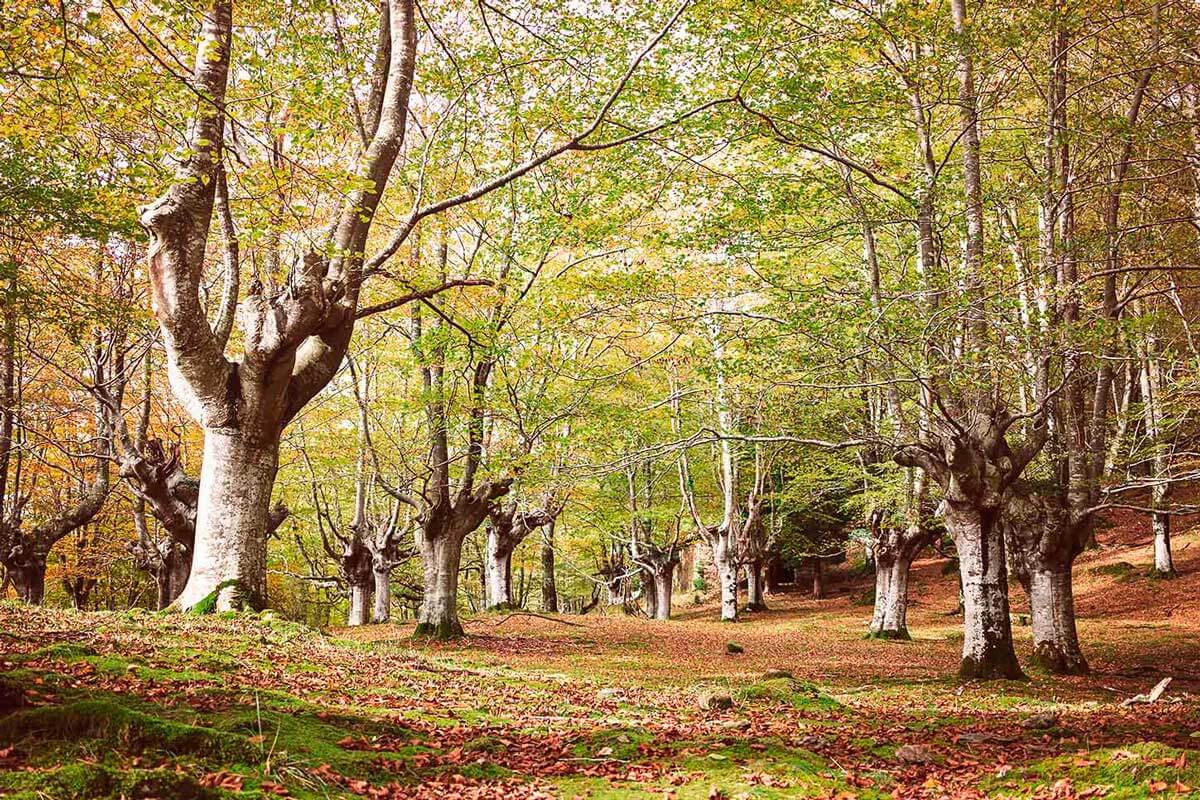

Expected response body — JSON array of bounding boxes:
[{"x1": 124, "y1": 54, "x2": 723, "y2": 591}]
[{"x1": 1, "y1": 526, "x2": 1199, "y2": 797}]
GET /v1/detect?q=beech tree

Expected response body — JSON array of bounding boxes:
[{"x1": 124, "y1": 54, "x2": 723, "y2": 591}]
[{"x1": 137, "y1": 0, "x2": 731, "y2": 612}]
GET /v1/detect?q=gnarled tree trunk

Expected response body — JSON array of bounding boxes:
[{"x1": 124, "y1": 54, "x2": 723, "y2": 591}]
[
  {"x1": 1001, "y1": 490, "x2": 1088, "y2": 674},
  {"x1": 944, "y1": 501, "x2": 1022, "y2": 680}
]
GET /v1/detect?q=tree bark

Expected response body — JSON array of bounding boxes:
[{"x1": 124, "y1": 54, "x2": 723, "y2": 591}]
[
  {"x1": 173, "y1": 433, "x2": 279, "y2": 612},
  {"x1": 744, "y1": 560, "x2": 767, "y2": 611},
  {"x1": 8, "y1": 558, "x2": 46, "y2": 605},
  {"x1": 348, "y1": 582, "x2": 372, "y2": 626},
  {"x1": 811, "y1": 558, "x2": 825, "y2": 600},
  {"x1": 541, "y1": 520, "x2": 558, "y2": 612},
  {"x1": 484, "y1": 525, "x2": 514, "y2": 609},
  {"x1": 711, "y1": 535, "x2": 738, "y2": 621},
  {"x1": 372, "y1": 566, "x2": 391, "y2": 623},
  {"x1": 415, "y1": 530, "x2": 465, "y2": 639},
  {"x1": 946, "y1": 503, "x2": 1023, "y2": 680}
]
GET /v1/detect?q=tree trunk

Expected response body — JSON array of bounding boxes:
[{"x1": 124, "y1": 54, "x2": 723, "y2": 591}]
[
  {"x1": 869, "y1": 553, "x2": 893, "y2": 634},
  {"x1": 946, "y1": 503, "x2": 1023, "y2": 680},
  {"x1": 348, "y1": 582, "x2": 372, "y2": 626},
  {"x1": 653, "y1": 567, "x2": 673, "y2": 621},
  {"x1": 744, "y1": 561, "x2": 767, "y2": 611},
  {"x1": 165, "y1": 543, "x2": 192, "y2": 608},
  {"x1": 869, "y1": 549, "x2": 915, "y2": 640},
  {"x1": 642, "y1": 567, "x2": 658, "y2": 619},
  {"x1": 415, "y1": 532, "x2": 464, "y2": 639},
  {"x1": 484, "y1": 527, "x2": 514, "y2": 609},
  {"x1": 10, "y1": 561, "x2": 46, "y2": 605},
  {"x1": 1028, "y1": 566, "x2": 1086, "y2": 674},
  {"x1": 710, "y1": 537, "x2": 738, "y2": 622},
  {"x1": 372, "y1": 567, "x2": 391, "y2": 623},
  {"x1": 811, "y1": 558, "x2": 824, "y2": 600},
  {"x1": 541, "y1": 521, "x2": 558, "y2": 612},
  {"x1": 174, "y1": 432, "x2": 279, "y2": 612},
  {"x1": 1152, "y1": 484, "x2": 1174, "y2": 576}
]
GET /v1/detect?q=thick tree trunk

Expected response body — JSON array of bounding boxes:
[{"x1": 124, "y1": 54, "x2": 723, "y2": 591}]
[
  {"x1": 946, "y1": 503, "x2": 1023, "y2": 680},
  {"x1": 710, "y1": 537, "x2": 738, "y2": 622},
  {"x1": 10, "y1": 561, "x2": 46, "y2": 605},
  {"x1": 642, "y1": 567, "x2": 658, "y2": 619},
  {"x1": 1028, "y1": 566, "x2": 1086, "y2": 674},
  {"x1": 415, "y1": 532, "x2": 463, "y2": 639},
  {"x1": 484, "y1": 528, "x2": 514, "y2": 609},
  {"x1": 869, "y1": 550, "x2": 915, "y2": 640},
  {"x1": 1001, "y1": 491, "x2": 1088, "y2": 675},
  {"x1": 541, "y1": 521, "x2": 558, "y2": 612},
  {"x1": 165, "y1": 543, "x2": 192, "y2": 607},
  {"x1": 372, "y1": 568, "x2": 391, "y2": 623},
  {"x1": 348, "y1": 582, "x2": 372, "y2": 626},
  {"x1": 744, "y1": 561, "x2": 767, "y2": 611},
  {"x1": 869, "y1": 554, "x2": 893, "y2": 634},
  {"x1": 653, "y1": 567, "x2": 673, "y2": 621},
  {"x1": 174, "y1": 432, "x2": 279, "y2": 612}
]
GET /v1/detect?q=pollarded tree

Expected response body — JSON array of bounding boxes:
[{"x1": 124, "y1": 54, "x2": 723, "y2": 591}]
[
  {"x1": 484, "y1": 501, "x2": 549, "y2": 610},
  {"x1": 137, "y1": 0, "x2": 733, "y2": 612}
]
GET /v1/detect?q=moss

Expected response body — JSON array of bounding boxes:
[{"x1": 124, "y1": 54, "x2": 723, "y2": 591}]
[
  {"x1": 0, "y1": 763, "x2": 220, "y2": 800},
  {"x1": 0, "y1": 699, "x2": 256, "y2": 761},
  {"x1": 979, "y1": 742, "x2": 1200, "y2": 798},
  {"x1": 26, "y1": 643, "x2": 97, "y2": 661},
  {"x1": 737, "y1": 677, "x2": 841, "y2": 710},
  {"x1": 413, "y1": 619, "x2": 464, "y2": 641},
  {"x1": 865, "y1": 628, "x2": 911, "y2": 641},
  {"x1": 572, "y1": 727, "x2": 654, "y2": 760},
  {"x1": 1091, "y1": 561, "x2": 1137, "y2": 578}
]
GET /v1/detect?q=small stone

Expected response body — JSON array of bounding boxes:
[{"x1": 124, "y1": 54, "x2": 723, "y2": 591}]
[
  {"x1": 717, "y1": 718, "x2": 751, "y2": 730},
  {"x1": 763, "y1": 669, "x2": 793, "y2": 680},
  {"x1": 597, "y1": 688, "x2": 622, "y2": 699},
  {"x1": 896, "y1": 744, "x2": 934, "y2": 764},
  {"x1": 699, "y1": 691, "x2": 735, "y2": 711},
  {"x1": 1021, "y1": 711, "x2": 1060, "y2": 730},
  {"x1": 726, "y1": 642, "x2": 745, "y2": 655}
]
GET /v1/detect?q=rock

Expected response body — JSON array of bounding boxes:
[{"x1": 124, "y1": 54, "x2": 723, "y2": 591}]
[
  {"x1": 725, "y1": 642, "x2": 745, "y2": 655},
  {"x1": 896, "y1": 744, "x2": 934, "y2": 764},
  {"x1": 597, "y1": 688, "x2": 622, "y2": 700},
  {"x1": 699, "y1": 691, "x2": 735, "y2": 711},
  {"x1": 1021, "y1": 711, "x2": 1060, "y2": 730},
  {"x1": 763, "y1": 669, "x2": 793, "y2": 680}
]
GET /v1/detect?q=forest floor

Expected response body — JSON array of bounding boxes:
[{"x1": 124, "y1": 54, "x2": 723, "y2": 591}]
[{"x1": 2, "y1": 516, "x2": 1200, "y2": 799}]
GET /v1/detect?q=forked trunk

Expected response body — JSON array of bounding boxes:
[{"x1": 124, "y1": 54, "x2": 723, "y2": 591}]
[
  {"x1": 484, "y1": 528, "x2": 514, "y2": 609},
  {"x1": 174, "y1": 432, "x2": 279, "y2": 612},
  {"x1": 946, "y1": 503, "x2": 1023, "y2": 680},
  {"x1": 744, "y1": 561, "x2": 767, "y2": 611},
  {"x1": 415, "y1": 532, "x2": 464, "y2": 639},
  {"x1": 372, "y1": 568, "x2": 391, "y2": 623},
  {"x1": 1028, "y1": 566, "x2": 1087, "y2": 674},
  {"x1": 348, "y1": 582, "x2": 372, "y2": 626}
]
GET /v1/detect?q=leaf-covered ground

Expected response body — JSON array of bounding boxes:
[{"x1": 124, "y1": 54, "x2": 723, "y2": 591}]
[{"x1": 2, "y1": 525, "x2": 1199, "y2": 799}]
